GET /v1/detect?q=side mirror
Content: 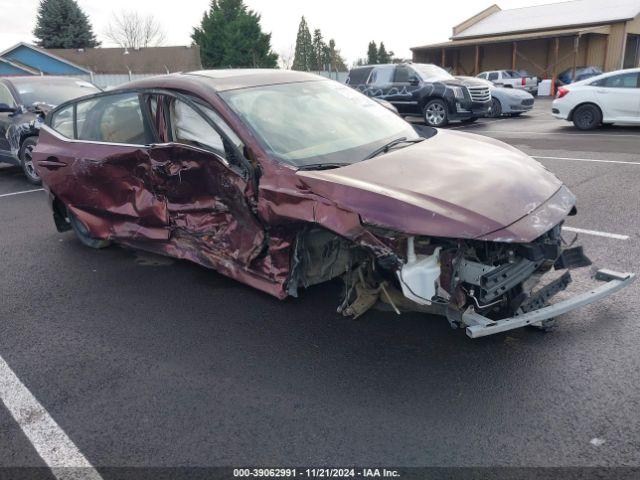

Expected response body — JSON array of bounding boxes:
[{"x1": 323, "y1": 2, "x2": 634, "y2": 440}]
[
  {"x1": 0, "y1": 103, "x2": 17, "y2": 113},
  {"x1": 409, "y1": 77, "x2": 420, "y2": 86}
]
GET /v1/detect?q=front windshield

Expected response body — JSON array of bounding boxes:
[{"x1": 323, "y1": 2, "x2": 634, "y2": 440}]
[
  {"x1": 12, "y1": 79, "x2": 99, "y2": 107},
  {"x1": 411, "y1": 64, "x2": 453, "y2": 82},
  {"x1": 220, "y1": 80, "x2": 420, "y2": 167}
]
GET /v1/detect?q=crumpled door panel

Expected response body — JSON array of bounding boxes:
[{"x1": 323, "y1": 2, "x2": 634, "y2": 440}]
[
  {"x1": 35, "y1": 128, "x2": 170, "y2": 242},
  {"x1": 148, "y1": 144, "x2": 265, "y2": 266}
]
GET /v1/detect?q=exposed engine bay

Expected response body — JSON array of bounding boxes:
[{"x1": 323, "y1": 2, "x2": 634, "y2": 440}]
[{"x1": 287, "y1": 224, "x2": 632, "y2": 338}]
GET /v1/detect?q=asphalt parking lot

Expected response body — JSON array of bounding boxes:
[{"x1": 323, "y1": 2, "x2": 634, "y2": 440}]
[{"x1": 1, "y1": 97, "x2": 639, "y2": 476}]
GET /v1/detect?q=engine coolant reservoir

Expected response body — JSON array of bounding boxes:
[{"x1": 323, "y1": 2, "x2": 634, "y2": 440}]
[{"x1": 397, "y1": 237, "x2": 441, "y2": 306}]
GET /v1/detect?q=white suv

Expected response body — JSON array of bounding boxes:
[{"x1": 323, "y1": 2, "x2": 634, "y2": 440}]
[{"x1": 552, "y1": 68, "x2": 640, "y2": 130}]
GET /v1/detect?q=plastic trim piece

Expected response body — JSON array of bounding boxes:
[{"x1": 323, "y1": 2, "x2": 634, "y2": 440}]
[{"x1": 464, "y1": 269, "x2": 636, "y2": 338}]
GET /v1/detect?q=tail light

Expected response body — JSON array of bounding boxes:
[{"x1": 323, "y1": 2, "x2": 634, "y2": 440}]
[
  {"x1": 522, "y1": 77, "x2": 526, "y2": 86},
  {"x1": 556, "y1": 87, "x2": 570, "y2": 99}
]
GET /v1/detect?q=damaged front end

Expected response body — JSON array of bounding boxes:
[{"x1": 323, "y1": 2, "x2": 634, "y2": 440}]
[{"x1": 288, "y1": 223, "x2": 634, "y2": 339}]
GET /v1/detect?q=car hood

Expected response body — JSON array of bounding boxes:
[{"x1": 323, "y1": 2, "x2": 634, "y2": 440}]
[
  {"x1": 492, "y1": 87, "x2": 533, "y2": 99},
  {"x1": 456, "y1": 77, "x2": 492, "y2": 88},
  {"x1": 296, "y1": 129, "x2": 574, "y2": 243}
]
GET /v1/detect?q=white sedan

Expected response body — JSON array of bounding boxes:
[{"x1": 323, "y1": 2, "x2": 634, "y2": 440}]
[{"x1": 552, "y1": 68, "x2": 640, "y2": 130}]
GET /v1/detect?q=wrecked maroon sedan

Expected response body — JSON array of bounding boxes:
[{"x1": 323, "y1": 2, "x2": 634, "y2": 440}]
[{"x1": 33, "y1": 70, "x2": 634, "y2": 338}]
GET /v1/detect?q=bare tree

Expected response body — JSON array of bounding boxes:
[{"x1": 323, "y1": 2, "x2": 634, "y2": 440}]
[
  {"x1": 279, "y1": 45, "x2": 294, "y2": 70},
  {"x1": 105, "y1": 11, "x2": 166, "y2": 49}
]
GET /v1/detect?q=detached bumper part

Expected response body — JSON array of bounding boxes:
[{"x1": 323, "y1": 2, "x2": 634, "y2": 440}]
[{"x1": 464, "y1": 269, "x2": 635, "y2": 339}]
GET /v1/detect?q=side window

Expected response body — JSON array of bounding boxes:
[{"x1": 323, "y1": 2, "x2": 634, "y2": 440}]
[
  {"x1": 169, "y1": 98, "x2": 243, "y2": 161},
  {"x1": 368, "y1": 66, "x2": 394, "y2": 87},
  {"x1": 394, "y1": 65, "x2": 410, "y2": 83},
  {"x1": 488, "y1": 72, "x2": 499, "y2": 81},
  {"x1": 0, "y1": 84, "x2": 15, "y2": 107},
  {"x1": 51, "y1": 105, "x2": 74, "y2": 138},
  {"x1": 600, "y1": 73, "x2": 639, "y2": 88},
  {"x1": 77, "y1": 93, "x2": 151, "y2": 145}
]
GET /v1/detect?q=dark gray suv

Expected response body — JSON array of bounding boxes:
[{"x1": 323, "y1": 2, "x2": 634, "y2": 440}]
[{"x1": 347, "y1": 63, "x2": 491, "y2": 127}]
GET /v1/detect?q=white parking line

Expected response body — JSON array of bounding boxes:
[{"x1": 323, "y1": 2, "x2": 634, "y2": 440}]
[
  {"x1": 0, "y1": 354, "x2": 103, "y2": 480},
  {"x1": 563, "y1": 226, "x2": 630, "y2": 240},
  {"x1": 533, "y1": 155, "x2": 640, "y2": 166},
  {"x1": 0, "y1": 188, "x2": 44, "y2": 198}
]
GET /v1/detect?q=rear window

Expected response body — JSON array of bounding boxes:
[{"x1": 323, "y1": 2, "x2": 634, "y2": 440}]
[
  {"x1": 77, "y1": 93, "x2": 150, "y2": 144},
  {"x1": 503, "y1": 70, "x2": 522, "y2": 78},
  {"x1": 50, "y1": 93, "x2": 153, "y2": 145},
  {"x1": 50, "y1": 105, "x2": 74, "y2": 138}
]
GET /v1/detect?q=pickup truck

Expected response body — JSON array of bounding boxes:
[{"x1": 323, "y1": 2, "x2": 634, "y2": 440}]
[{"x1": 477, "y1": 70, "x2": 538, "y2": 95}]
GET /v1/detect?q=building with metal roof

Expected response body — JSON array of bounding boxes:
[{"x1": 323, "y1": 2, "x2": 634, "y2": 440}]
[{"x1": 411, "y1": 0, "x2": 640, "y2": 80}]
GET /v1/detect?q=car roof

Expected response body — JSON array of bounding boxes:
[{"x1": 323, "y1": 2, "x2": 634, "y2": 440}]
[
  {"x1": 188, "y1": 69, "x2": 328, "y2": 91},
  {"x1": 117, "y1": 69, "x2": 329, "y2": 93}
]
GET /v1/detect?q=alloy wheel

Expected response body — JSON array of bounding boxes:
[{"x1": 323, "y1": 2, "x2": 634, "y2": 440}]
[{"x1": 426, "y1": 103, "x2": 446, "y2": 126}]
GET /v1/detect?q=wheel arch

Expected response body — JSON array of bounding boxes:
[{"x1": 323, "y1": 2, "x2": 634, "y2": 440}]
[
  {"x1": 419, "y1": 95, "x2": 448, "y2": 112},
  {"x1": 51, "y1": 194, "x2": 71, "y2": 232},
  {"x1": 568, "y1": 102, "x2": 602, "y2": 122}
]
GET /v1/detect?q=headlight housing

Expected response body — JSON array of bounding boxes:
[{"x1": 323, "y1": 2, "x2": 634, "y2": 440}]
[{"x1": 449, "y1": 86, "x2": 466, "y2": 100}]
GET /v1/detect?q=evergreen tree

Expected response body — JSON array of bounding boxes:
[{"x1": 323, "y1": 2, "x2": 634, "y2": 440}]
[
  {"x1": 33, "y1": 0, "x2": 99, "y2": 49},
  {"x1": 192, "y1": 0, "x2": 278, "y2": 68},
  {"x1": 312, "y1": 29, "x2": 327, "y2": 71},
  {"x1": 292, "y1": 16, "x2": 313, "y2": 71},
  {"x1": 378, "y1": 42, "x2": 392, "y2": 64},
  {"x1": 367, "y1": 41, "x2": 378, "y2": 65},
  {"x1": 327, "y1": 39, "x2": 348, "y2": 72}
]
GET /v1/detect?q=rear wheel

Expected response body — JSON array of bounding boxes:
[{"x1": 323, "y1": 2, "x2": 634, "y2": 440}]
[
  {"x1": 572, "y1": 104, "x2": 601, "y2": 130},
  {"x1": 69, "y1": 211, "x2": 111, "y2": 249},
  {"x1": 19, "y1": 136, "x2": 41, "y2": 185},
  {"x1": 490, "y1": 98, "x2": 502, "y2": 118},
  {"x1": 423, "y1": 99, "x2": 449, "y2": 127}
]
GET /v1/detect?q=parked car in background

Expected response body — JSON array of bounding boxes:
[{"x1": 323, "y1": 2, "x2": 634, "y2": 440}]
[
  {"x1": 458, "y1": 76, "x2": 534, "y2": 117},
  {"x1": 552, "y1": 67, "x2": 640, "y2": 130},
  {"x1": 557, "y1": 66, "x2": 602, "y2": 86},
  {"x1": 477, "y1": 70, "x2": 538, "y2": 95},
  {"x1": 33, "y1": 70, "x2": 633, "y2": 338},
  {"x1": 0, "y1": 76, "x2": 99, "y2": 184},
  {"x1": 347, "y1": 63, "x2": 491, "y2": 127}
]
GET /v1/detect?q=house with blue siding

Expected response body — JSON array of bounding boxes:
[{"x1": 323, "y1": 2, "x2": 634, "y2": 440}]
[{"x1": 0, "y1": 43, "x2": 91, "y2": 76}]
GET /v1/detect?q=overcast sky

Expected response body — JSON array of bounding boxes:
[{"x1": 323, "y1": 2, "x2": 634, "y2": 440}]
[{"x1": 0, "y1": 0, "x2": 565, "y2": 64}]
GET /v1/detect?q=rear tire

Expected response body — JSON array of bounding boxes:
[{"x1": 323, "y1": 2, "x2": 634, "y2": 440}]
[
  {"x1": 572, "y1": 104, "x2": 601, "y2": 130},
  {"x1": 490, "y1": 98, "x2": 502, "y2": 118},
  {"x1": 69, "y1": 211, "x2": 111, "y2": 249},
  {"x1": 423, "y1": 99, "x2": 449, "y2": 127},
  {"x1": 19, "y1": 136, "x2": 41, "y2": 185}
]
